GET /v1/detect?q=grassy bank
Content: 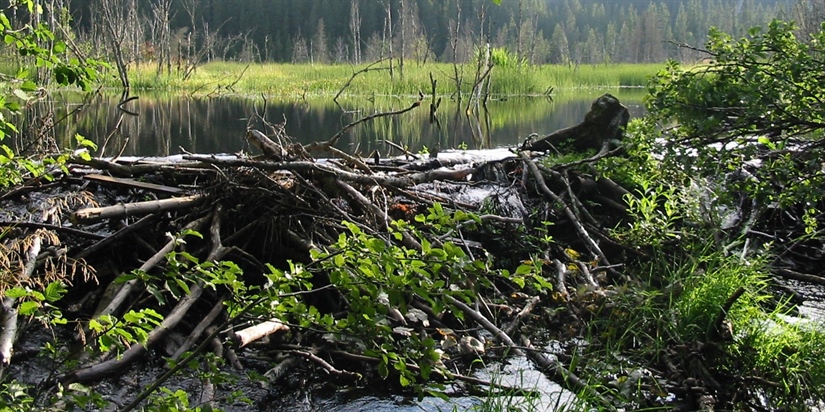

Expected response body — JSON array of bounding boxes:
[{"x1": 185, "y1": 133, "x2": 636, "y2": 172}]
[{"x1": 113, "y1": 61, "x2": 661, "y2": 97}]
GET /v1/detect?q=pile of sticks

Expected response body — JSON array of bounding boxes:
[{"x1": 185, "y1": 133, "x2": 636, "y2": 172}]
[{"x1": 0, "y1": 95, "x2": 645, "y2": 410}]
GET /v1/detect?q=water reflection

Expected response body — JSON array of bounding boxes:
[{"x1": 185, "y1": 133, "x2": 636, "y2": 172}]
[{"x1": 39, "y1": 90, "x2": 646, "y2": 158}]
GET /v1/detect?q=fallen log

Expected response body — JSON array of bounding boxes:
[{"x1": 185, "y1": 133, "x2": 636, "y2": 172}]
[
  {"x1": 71, "y1": 194, "x2": 205, "y2": 224},
  {"x1": 231, "y1": 319, "x2": 289, "y2": 348}
]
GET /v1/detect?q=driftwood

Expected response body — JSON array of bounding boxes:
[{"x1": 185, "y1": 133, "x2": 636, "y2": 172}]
[
  {"x1": 231, "y1": 319, "x2": 289, "y2": 348},
  {"x1": 83, "y1": 173, "x2": 185, "y2": 195},
  {"x1": 445, "y1": 295, "x2": 614, "y2": 410},
  {"x1": 66, "y1": 210, "x2": 229, "y2": 384},
  {"x1": 523, "y1": 93, "x2": 629, "y2": 154},
  {"x1": 182, "y1": 155, "x2": 476, "y2": 188},
  {"x1": 71, "y1": 194, "x2": 205, "y2": 224},
  {"x1": 246, "y1": 129, "x2": 290, "y2": 161}
]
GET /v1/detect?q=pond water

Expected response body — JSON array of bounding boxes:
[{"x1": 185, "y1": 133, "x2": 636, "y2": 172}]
[{"x1": 35, "y1": 89, "x2": 646, "y2": 158}]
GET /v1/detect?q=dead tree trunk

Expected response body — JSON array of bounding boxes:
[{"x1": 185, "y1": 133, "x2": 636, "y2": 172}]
[{"x1": 523, "y1": 93, "x2": 630, "y2": 154}]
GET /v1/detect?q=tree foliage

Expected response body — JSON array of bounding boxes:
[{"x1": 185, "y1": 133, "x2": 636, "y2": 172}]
[
  {"x1": 0, "y1": 0, "x2": 102, "y2": 188},
  {"x1": 646, "y1": 19, "x2": 825, "y2": 208}
]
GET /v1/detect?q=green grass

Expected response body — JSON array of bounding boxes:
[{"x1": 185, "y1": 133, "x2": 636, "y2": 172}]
[
  {"x1": 574, "y1": 244, "x2": 825, "y2": 410},
  {"x1": 108, "y1": 61, "x2": 662, "y2": 98}
]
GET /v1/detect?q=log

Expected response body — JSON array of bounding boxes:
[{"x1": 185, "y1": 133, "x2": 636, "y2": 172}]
[
  {"x1": 74, "y1": 214, "x2": 158, "y2": 260},
  {"x1": 71, "y1": 195, "x2": 205, "y2": 224},
  {"x1": 183, "y1": 155, "x2": 477, "y2": 188},
  {"x1": 524, "y1": 93, "x2": 630, "y2": 153},
  {"x1": 0, "y1": 235, "x2": 41, "y2": 365},
  {"x1": 246, "y1": 129, "x2": 289, "y2": 161},
  {"x1": 231, "y1": 319, "x2": 289, "y2": 348},
  {"x1": 83, "y1": 173, "x2": 185, "y2": 195}
]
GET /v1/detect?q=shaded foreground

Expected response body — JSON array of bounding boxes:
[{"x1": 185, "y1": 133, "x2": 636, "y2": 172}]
[{"x1": 0, "y1": 94, "x2": 823, "y2": 411}]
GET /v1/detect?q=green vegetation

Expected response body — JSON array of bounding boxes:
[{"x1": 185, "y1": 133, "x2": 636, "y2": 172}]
[
  {"x1": 3, "y1": 0, "x2": 825, "y2": 408},
  {"x1": 0, "y1": 0, "x2": 102, "y2": 189},
  {"x1": 117, "y1": 61, "x2": 660, "y2": 97}
]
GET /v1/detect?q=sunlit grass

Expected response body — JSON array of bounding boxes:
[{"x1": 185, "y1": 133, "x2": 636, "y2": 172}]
[
  {"x1": 110, "y1": 61, "x2": 663, "y2": 97},
  {"x1": 575, "y1": 244, "x2": 825, "y2": 409}
]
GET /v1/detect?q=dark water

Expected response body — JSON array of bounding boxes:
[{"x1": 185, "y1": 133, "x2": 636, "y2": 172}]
[{"x1": 35, "y1": 90, "x2": 646, "y2": 158}]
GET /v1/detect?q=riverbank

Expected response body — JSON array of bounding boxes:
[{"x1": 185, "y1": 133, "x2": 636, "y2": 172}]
[{"x1": 107, "y1": 61, "x2": 661, "y2": 97}]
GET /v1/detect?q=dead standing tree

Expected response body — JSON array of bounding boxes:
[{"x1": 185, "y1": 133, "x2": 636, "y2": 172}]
[
  {"x1": 150, "y1": 0, "x2": 174, "y2": 76},
  {"x1": 94, "y1": 0, "x2": 142, "y2": 90},
  {"x1": 179, "y1": 0, "x2": 227, "y2": 80}
]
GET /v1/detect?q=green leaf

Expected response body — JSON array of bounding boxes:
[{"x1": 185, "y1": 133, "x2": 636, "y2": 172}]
[
  {"x1": 4, "y1": 287, "x2": 29, "y2": 299},
  {"x1": 18, "y1": 300, "x2": 41, "y2": 315},
  {"x1": 174, "y1": 278, "x2": 191, "y2": 295},
  {"x1": 44, "y1": 281, "x2": 67, "y2": 302},
  {"x1": 515, "y1": 264, "x2": 534, "y2": 275},
  {"x1": 20, "y1": 80, "x2": 37, "y2": 92}
]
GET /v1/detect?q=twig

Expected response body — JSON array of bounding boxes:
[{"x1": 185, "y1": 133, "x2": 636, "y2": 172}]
[
  {"x1": 92, "y1": 215, "x2": 209, "y2": 319},
  {"x1": 381, "y1": 139, "x2": 420, "y2": 160},
  {"x1": 552, "y1": 258, "x2": 570, "y2": 299},
  {"x1": 320, "y1": 97, "x2": 423, "y2": 148},
  {"x1": 286, "y1": 349, "x2": 361, "y2": 380},
  {"x1": 170, "y1": 296, "x2": 227, "y2": 361},
  {"x1": 66, "y1": 209, "x2": 229, "y2": 385},
  {"x1": 0, "y1": 221, "x2": 105, "y2": 241},
  {"x1": 74, "y1": 215, "x2": 158, "y2": 260},
  {"x1": 710, "y1": 287, "x2": 745, "y2": 341},
  {"x1": 520, "y1": 153, "x2": 610, "y2": 266},
  {"x1": 333, "y1": 58, "x2": 390, "y2": 102},
  {"x1": 328, "y1": 349, "x2": 530, "y2": 393},
  {"x1": 502, "y1": 296, "x2": 541, "y2": 336}
]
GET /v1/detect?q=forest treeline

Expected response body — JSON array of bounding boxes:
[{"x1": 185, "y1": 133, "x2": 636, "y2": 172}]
[{"x1": 55, "y1": 0, "x2": 811, "y2": 68}]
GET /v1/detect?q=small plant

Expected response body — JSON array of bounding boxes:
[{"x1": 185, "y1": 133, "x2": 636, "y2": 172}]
[{"x1": 614, "y1": 179, "x2": 683, "y2": 248}]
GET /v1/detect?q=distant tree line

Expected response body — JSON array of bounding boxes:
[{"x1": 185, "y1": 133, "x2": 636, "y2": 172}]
[{"x1": 10, "y1": 0, "x2": 818, "y2": 79}]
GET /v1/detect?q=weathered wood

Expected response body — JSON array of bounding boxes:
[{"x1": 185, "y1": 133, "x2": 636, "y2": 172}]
[
  {"x1": 71, "y1": 195, "x2": 205, "y2": 224},
  {"x1": 183, "y1": 155, "x2": 476, "y2": 188},
  {"x1": 92, "y1": 215, "x2": 209, "y2": 319},
  {"x1": 524, "y1": 93, "x2": 630, "y2": 153},
  {"x1": 246, "y1": 129, "x2": 289, "y2": 161},
  {"x1": 0, "y1": 235, "x2": 41, "y2": 365},
  {"x1": 445, "y1": 294, "x2": 614, "y2": 410},
  {"x1": 231, "y1": 319, "x2": 289, "y2": 348},
  {"x1": 83, "y1": 173, "x2": 185, "y2": 195}
]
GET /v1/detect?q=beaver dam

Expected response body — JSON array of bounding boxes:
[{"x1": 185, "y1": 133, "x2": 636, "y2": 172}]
[{"x1": 1, "y1": 94, "x2": 823, "y2": 411}]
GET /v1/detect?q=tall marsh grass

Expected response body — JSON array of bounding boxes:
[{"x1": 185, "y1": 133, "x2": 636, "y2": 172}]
[{"x1": 113, "y1": 61, "x2": 661, "y2": 97}]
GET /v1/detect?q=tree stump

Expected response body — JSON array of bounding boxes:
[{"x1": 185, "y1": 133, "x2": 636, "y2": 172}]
[{"x1": 524, "y1": 93, "x2": 630, "y2": 153}]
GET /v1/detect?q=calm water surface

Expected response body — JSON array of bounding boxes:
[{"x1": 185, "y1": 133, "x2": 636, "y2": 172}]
[{"x1": 41, "y1": 90, "x2": 646, "y2": 158}]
